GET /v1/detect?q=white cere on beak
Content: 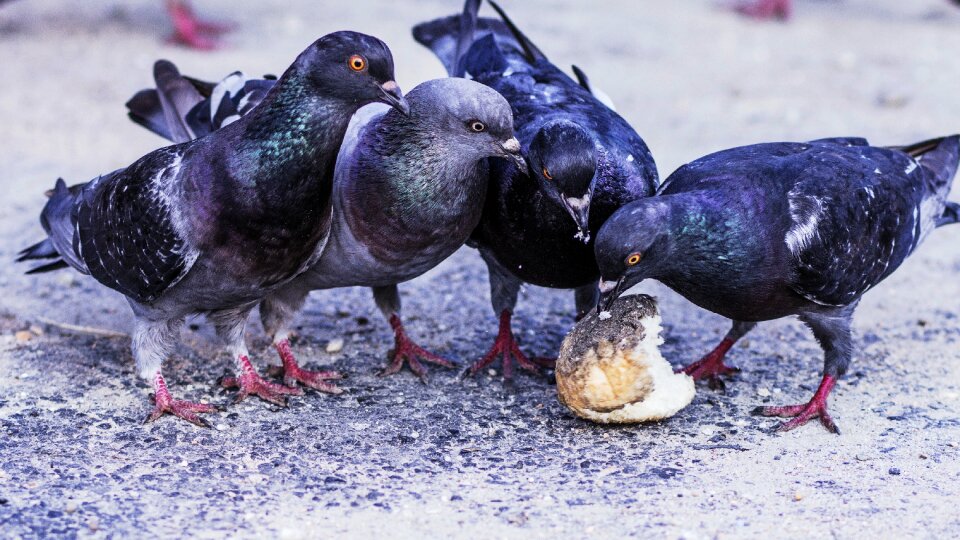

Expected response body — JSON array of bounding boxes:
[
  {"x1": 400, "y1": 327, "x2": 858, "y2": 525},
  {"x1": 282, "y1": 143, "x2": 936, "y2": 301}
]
[
  {"x1": 380, "y1": 80, "x2": 400, "y2": 93},
  {"x1": 565, "y1": 194, "x2": 590, "y2": 212},
  {"x1": 566, "y1": 194, "x2": 592, "y2": 242},
  {"x1": 502, "y1": 137, "x2": 521, "y2": 153},
  {"x1": 598, "y1": 279, "x2": 618, "y2": 294}
]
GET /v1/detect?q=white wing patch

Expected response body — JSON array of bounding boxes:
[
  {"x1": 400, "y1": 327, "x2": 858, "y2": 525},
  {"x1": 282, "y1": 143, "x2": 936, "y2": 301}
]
[
  {"x1": 209, "y1": 71, "x2": 247, "y2": 124},
  {"x1": 151, "y1": 149, "x2": 199, "y2": 275},
  {"x1": 591, "y1": 86, "x2": 617, "y2": 111},
  {"x1": 785, "y1": 191, "x2": 823, "y2": 255},
  {"x1": 904, "y1": 160, "x2": 918, "y2": 175}
]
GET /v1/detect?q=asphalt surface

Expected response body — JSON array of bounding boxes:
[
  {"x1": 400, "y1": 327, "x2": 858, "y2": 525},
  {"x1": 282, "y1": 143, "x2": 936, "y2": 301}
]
[{"x1": 1, "y1": 0, "x2": 959, "y2": 538}]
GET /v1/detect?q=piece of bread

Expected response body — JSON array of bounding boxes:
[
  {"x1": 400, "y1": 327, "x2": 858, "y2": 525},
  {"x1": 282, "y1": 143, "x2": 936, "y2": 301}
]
[{"x1": 556, "y1": 294, "x2": 695, "y2": 423}]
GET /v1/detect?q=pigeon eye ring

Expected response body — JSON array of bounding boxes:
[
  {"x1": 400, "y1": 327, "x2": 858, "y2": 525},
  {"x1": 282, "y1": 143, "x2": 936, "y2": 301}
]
[
  {"x1": 348, "y1": 55, "x2": 366, "y2": 71},
  {"x1": 469, "y1": 121, "x2": 486, "y2": 132},
  {"x1": 626, "y1": 253, "x2": 642, "y2": 266}
]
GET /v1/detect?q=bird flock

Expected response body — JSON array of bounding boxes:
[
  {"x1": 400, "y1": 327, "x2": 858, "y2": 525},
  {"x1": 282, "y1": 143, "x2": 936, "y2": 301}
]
[{"x1": 18, "y1": 0, "x2": 960, "y2": 435}]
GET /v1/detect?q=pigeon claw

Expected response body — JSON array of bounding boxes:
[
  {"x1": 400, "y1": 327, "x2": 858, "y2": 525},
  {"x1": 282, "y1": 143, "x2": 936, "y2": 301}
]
[
  {"x1": 733, "y1": 0, "x2": 792, "y2": 20},
  {"x1": 266, "y1": 340, "x2": 344, "y2": 394},
  {"x1": 221, "y1": 355, "x2": 303, "y2": 406},
  {"x1": 466, "y1": 310, "x2": 551, "y2": 381},
  {"x1": 678, "y1": 338, "x2": 739, "y2": 390},
  {"x1": 165, "y1": 0, "x2": 233, "y2": 50},
  {"x1": 379, "y1": 315, "x2": 455, "y2": 381},
  {"x1": 145, "y1": 393, "x2": 218, "y2": 428},
  {"x1": 754, "y1": 403, "x2": 839, "y2": 434},
  {"x1": 753, "y1": 375, "x2": 840, "y2": 434}
]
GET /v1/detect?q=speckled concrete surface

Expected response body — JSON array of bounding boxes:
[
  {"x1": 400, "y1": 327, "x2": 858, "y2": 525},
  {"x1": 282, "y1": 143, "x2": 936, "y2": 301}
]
[{"x1": 1, "y1": 1, "x2": 959, "y2": 538}]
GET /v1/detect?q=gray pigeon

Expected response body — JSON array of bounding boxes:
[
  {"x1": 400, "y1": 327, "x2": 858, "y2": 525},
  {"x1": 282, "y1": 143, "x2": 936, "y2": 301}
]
[
  {"x1": 18, "y1": 32, "x2": 409, "y2": 426},
  {"x1": 595, "y1": 135, "x2": 960, "y2": 433},
  {"x1": 126, "y1": 68, "x2": 523, "y2": 380}
]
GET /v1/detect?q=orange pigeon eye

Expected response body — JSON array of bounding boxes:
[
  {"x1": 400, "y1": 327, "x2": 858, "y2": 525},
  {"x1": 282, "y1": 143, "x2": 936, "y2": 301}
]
[
  {"x1": 542, "y1": 167, "x2": 552, "y2": 180},
  {"x1": 626, "y1": 253, "x2": 642, "y2": 266},
  {"x1": 348, "y1": 55, "x2": 366, "y2": 71}
]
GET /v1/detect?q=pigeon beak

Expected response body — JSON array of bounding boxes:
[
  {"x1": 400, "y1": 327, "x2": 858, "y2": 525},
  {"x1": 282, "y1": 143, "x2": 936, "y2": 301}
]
[
  {"x1": 597, "y1": 276, "x2": 625, "y2": 313},
  {"x1": 377, "y1": 80, "x2": 410, "y2": 116},
  {"x1": 561, "y1": 193, "x2": 591, "y2": 243},
  {"x1": 498, "y1": 137, "x2": 526, "y2": 171}
]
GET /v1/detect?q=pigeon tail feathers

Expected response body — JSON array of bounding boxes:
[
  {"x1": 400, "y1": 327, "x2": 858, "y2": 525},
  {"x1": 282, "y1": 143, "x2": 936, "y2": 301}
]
[
  {"x1": 486, "y1": 0, "x2": 547, "y2": 63},
  {"x1": 126, "y1": 89, "x2": 173, "y2": 141},
  {"x1": 907, "y1": 135, "x2": 960, "y2": 194},
  {"x1": 153, "y1": 60, "x2": 204, "y2": 143},
  {"x1": 453, "y1": 0, "x2": 482, "y2": 77},
  {"x1": 20, "y1": 179, "x2": 87, "y2": 274},
  {"x1": 936, "y1": 201, "x2": 960, "y2": 228}
]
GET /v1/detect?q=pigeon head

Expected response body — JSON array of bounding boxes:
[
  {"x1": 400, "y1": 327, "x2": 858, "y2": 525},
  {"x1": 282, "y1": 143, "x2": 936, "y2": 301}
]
[
  {"x1": 297, "y1": 31, "x2": 409, "y2": 115},
  {"x1": 405, "y1": 78, "x2": 522, "y2": 166},
  {"x1": 594, "y1": 199, "x2": 672, "y2": 312},
  {"x1": 527, "y1": 121, "x2": 598, "y2": 241}
]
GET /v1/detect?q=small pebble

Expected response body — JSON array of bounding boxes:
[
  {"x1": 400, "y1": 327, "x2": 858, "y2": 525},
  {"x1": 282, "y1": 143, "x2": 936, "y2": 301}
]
[
  {"x1": 757, "y1": 388, "x2": 771, "y2": 398},
  {"x1": 65, "y1": 501, "x2": 78, "y2": 514},
  {"x1": 215, "y1": 423, "x2": 228, "y2": 431},
  {"x1": 889, "y1": 467, "x2": 901, "y2": 476},
  {"x1": 598, "y1": 311, "x2": 612, "y2": 321},
  {"x1": 488, "y1": 369, "x2": 497, "y2": 377},
  {"x1": 14, "y1": 331, "x2": 33, "y2": 343},
  {"x1": 793, "y1": 492, "x2": 804, "y2": 501},
  {"x1": 326, "y1": 339, "x2": 344, "y2": 353}
]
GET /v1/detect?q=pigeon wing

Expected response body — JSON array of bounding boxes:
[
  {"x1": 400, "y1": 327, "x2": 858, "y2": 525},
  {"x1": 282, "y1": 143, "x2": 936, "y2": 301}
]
[
  {"x1": 785, "y1": 145, "x2": 927, "y2": 307},
  {"x1": 75, "y1": 147, "x2": 197, "y2": 304}
]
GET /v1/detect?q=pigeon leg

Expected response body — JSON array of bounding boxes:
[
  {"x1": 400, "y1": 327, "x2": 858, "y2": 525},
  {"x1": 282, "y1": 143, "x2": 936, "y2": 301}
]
[
  {"x1": 468, "y1": 310, "x2": 545, "y2": 379},
  {"x1": 754, "y1": 309, "x2": 852, "y2": 433},
  {"x1": 134, "y1": 318, "x2": 216, "y2": 426},
  {"x1": 380, "y1": 314, "x2": 456, "y2": 379},
  {"x1": 470, "y1": 251, "x2": 552, "y2": 378},
  {"x1": 258, "y1": 284, "x2": 342, "y2": 390},
  {"x1": 371, "y1": 286, "x2": 455, "y2": 380},
  {"x1": 165, "y1": 0, "x2": 232, "y2": 50},
  {"x1": 145, "y1": 372, "x2": 218, "y2": 427},
  {"x1": 733, "y1": 0, "x2": 792, "y2": 20},
  {"x1": 754, "y1": 375, "x2": 839, "y2": 433},
  {"x1": 680, "y1": 320, "x2": 755, "y2": 390},
  {"x1": 221, "y1": 355, "x2": 304, "y2": 406},
  {"x1": 267, "y1": 339, "x2": 343, "y2": 394},
  {"x1": 213, "y1": 306, "x2": 302, "y2": 406}
]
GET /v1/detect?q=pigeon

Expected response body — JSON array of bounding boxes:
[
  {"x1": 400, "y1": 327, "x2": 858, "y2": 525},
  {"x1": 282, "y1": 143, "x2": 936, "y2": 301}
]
[
  {"x1": 17, "y1": 31, "x2": 410, "y2": 426},
  {"x1": 127, "y1": 64, "x2": 523, "y2": 381},
  {"x1": 732, "y1": 0, "x2": 960, "y2": 21},
  {"x1": 734, "y1": 0, "x2": 792, "y2": 20},
  {"x1": 413, "y1": 0, "x2": 658, "y2": 380},
  {"x1": 165, "y1": 0, "x2": 232, "y2": 50},
  {"x1": 595, "y1": 135, "x2": 960, "y2": 433},
  {"x1": 0, "y1": 1, "x2": 231, "y2": 50}
]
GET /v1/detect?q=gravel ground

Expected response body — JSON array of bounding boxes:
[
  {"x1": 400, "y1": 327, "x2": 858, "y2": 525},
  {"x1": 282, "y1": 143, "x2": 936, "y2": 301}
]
[{"x1": 1, "y1": 0, "x2": 959, "y2": 538}]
